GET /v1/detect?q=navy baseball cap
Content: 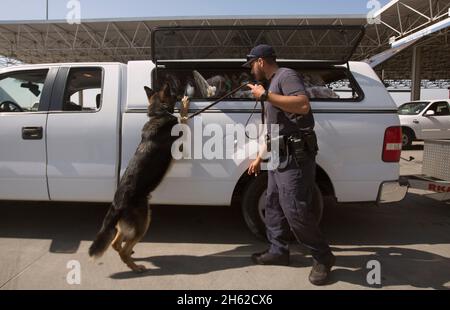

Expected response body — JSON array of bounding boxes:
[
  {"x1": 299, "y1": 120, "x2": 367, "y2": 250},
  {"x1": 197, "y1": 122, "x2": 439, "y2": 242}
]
[{"x1": 242, "y1": 44, "x2": 277, "y2": 68}]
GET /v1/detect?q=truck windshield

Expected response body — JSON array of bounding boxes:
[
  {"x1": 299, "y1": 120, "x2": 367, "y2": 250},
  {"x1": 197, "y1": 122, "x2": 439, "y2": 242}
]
[{"x1": 398, "y1": 102, "x2": 429, "y2": 115}]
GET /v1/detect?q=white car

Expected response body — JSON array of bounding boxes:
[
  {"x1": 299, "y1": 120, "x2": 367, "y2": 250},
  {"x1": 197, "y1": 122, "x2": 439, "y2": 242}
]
[{"x1": 398, "y1": 99, "x2": 450, "y2": 148}]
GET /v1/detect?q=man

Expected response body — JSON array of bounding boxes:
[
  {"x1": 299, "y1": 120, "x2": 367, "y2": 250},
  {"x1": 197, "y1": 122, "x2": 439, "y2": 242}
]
[{"x1": 243, "y1": 44, "x2": 335, "y2": 286}]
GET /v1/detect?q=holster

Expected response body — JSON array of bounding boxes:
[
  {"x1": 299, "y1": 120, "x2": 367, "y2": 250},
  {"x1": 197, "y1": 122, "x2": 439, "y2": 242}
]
[
  {"x1": 287, "y1": 130, "x2": 319, "y2": 166},
  {"x1": 303, "y1": 131, "x2": 319, "y2": 156},
  {"x1": 267, "y1": 134, "x2": 288, "y2": 156}
]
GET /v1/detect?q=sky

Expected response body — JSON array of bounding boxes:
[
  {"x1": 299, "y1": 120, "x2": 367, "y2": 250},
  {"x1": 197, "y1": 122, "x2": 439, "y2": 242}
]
[{"x1": 0, "y1": 0, "x2": 391, "y2": 22}]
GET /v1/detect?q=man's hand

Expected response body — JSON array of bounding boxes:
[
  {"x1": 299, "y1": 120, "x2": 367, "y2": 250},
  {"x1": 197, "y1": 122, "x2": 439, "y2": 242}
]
[
  {"x1": 248, "y1": 156, "x2": 262, "y2": 176},
  {"x1": 247, "y1": 83, "x2": 266, "y2": 100}
]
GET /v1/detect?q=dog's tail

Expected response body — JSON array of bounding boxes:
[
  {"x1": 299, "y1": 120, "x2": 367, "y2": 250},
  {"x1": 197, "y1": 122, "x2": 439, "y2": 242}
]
[{"x1": 89, "y1": 205, "x2": 121, "y2": 258}]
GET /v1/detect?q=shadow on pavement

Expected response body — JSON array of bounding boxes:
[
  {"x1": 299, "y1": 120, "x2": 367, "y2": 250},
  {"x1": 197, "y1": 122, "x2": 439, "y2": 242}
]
[
  {"x1": 329, "y1": 246, "x2": 450, "y2": 290},
  {"x1": 402, "y1": 144, "x2": 424, "y2": 151},
  {"x1": 0, "y1": 192, "x2": 449, "y2": 250},
  {"x1": 109, "y1": 244, "x2": 310, "y2": 280},
  {"x1": 109, "y1": 244, "x2": 450, "y2": 290},
  {"x1": 0, "y1": 192, "x2": 449, "y2": 289}
]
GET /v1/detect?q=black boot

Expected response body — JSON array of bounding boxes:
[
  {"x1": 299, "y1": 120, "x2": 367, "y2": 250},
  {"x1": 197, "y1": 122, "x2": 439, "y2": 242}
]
[
  {"x1": 251, "y1": 250, "x2": 290, "y2": 266},
  {"x1": 308, "y1": 254, "x2": 336, "y2": 286}
]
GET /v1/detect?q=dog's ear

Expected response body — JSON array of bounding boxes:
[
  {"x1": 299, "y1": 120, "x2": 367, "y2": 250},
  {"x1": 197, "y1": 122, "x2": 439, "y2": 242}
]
[
  {"x1": 159, "y1": 82, "x2": 172, "y2": 102},
  {"x1": 144, "y1": 86, "x2": 156, "y2": 101}
]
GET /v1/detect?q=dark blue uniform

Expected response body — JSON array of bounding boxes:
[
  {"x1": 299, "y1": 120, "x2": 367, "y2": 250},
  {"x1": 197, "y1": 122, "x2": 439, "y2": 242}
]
[{"x1": 265, "y1": 68, "x2": 332, "y2": 264}]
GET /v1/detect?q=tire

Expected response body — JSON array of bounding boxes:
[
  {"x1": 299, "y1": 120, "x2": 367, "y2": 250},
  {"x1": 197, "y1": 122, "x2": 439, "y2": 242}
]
[
  {"x1": 402, "y1": 129, "x2": 413, "y2": 149},
  {"x1": 241, "y1": 173, "x2": 324, "y2": 239}
]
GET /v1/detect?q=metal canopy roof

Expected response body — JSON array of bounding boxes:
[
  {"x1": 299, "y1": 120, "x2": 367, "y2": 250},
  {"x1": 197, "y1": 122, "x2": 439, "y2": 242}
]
[
  {"x1": 364, "y1": 0, "x2": 450, "y2": 79},
  {"x1": 0, "y1": 0, "x2": 448, "y2": 78},
  {"x1": 0, "y1": 18, "x2": 370, "y2": 64}
]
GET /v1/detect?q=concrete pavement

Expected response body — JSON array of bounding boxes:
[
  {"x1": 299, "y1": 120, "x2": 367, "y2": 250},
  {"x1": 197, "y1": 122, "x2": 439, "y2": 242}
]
[{"x1": 1, "y1": 143, "x2": 449, "y2": 290}]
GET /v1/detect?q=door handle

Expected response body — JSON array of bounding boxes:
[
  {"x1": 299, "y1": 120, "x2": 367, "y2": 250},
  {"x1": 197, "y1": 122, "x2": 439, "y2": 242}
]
[
  {"x1": 413, "y1": 119, "x2": 419, "y2": 124},
  {"x1": 22, "y1": 127, "x2": 43, "y2": 140}
]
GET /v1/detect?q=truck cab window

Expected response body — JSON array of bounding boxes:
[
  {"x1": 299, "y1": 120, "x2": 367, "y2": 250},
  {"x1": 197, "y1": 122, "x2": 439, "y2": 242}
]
[
  {"x1": 0, "y1": 69, "x2": 48, "y2": 112},
  {"x1": 427, "y1": 101, "x2": 450, "y2": 116},
  {"x1": 63, "y1": 68, "x2": 102, "y2": 112}
]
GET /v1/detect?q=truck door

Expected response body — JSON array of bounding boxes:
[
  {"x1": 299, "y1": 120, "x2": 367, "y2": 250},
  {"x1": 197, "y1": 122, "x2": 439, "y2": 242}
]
[
  {"x1": 0, "y1": 68, "x2": 56, "y2": 200},
  {"x1": 421, "y1": 101, "x2": 450, "y2": 140},
  {"x1": 46, "y1": 65, "x2": 121, "y2": 202}
]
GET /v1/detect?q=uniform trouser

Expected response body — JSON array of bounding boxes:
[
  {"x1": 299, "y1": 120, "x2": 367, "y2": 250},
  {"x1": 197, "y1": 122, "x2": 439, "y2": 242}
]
[{"x1": 265, "y1": 153, "x2": 332, "y2": 263}]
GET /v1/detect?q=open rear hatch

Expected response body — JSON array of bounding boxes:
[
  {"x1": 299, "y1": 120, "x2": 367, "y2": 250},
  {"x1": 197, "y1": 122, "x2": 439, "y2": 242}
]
[{"x1": 151, "y1": 25, "x2": 366, "y2": 65}]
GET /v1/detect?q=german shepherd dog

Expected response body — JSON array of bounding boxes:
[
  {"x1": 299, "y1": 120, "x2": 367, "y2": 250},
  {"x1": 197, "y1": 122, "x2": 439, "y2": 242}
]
[{"x1": 89, "y1": 83, "x2": 179, "y2": 272}]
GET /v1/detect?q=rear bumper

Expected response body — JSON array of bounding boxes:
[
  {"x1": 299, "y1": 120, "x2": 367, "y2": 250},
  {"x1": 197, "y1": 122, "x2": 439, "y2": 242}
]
[
  {"x1": 403, "y1": 174, "x2": 450, "y2": 201},
  {"x1": 376, "y1": 178, "x2": 409, "y2": 204}
]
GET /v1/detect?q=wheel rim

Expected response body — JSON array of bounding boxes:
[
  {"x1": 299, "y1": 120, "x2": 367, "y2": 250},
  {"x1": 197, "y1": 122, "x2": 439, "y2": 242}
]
[
  {"x1": 402, "y1": 133, "x2": 409, "y2": 146},
  {"x1": 257, "y1": 189, "x2": 267, "y2": 224}
]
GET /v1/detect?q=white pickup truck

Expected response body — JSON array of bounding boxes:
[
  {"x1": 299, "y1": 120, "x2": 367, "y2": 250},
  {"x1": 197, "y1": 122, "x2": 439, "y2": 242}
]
[{"x1": 0, "y1": 25, "x2": 407, "y2": 237}]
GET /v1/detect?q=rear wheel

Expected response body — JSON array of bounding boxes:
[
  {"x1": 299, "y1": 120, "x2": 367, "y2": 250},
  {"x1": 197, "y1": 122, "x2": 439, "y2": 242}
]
[
  {"x1": 402, "y1": 128, "x2": 414, "y2": 149},
  {"x1": 241, "y1": 173, "x2": 324, "y2": 239}
]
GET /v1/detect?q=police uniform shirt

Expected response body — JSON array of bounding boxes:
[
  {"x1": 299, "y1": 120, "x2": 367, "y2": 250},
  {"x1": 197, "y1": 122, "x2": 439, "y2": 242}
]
[{"x1": 266, "y1": 68, "x2": 315, "y2": 136}]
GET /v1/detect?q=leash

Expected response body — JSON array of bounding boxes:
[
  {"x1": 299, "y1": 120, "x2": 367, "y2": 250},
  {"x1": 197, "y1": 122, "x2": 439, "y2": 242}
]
[
  {"x1": 182, "y1": 80, "x2": 266, "y2": 140},
  {"x1": 244, "y1": 98, "x2": 265, "y2": 139},
  {"x1": 187, "y1": 82, "x2": 252, "y2": 120}
]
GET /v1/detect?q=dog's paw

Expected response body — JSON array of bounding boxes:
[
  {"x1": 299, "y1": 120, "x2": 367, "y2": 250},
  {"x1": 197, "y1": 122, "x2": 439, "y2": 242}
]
[{"x1": 180, "y1": 96, "x2": 190, "y2": 123}]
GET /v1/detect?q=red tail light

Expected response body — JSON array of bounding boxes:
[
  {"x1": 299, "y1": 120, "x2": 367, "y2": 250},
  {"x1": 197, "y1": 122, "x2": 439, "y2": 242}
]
[{"x1": 382, "y1": 126, "x2": 402, "y2": 162}]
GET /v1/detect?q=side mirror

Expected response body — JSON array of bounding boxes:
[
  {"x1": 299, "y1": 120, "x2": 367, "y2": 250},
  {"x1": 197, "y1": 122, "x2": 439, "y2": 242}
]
[{"x1": 424, "y1": 110, "x2": 435, "y2": 116}]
